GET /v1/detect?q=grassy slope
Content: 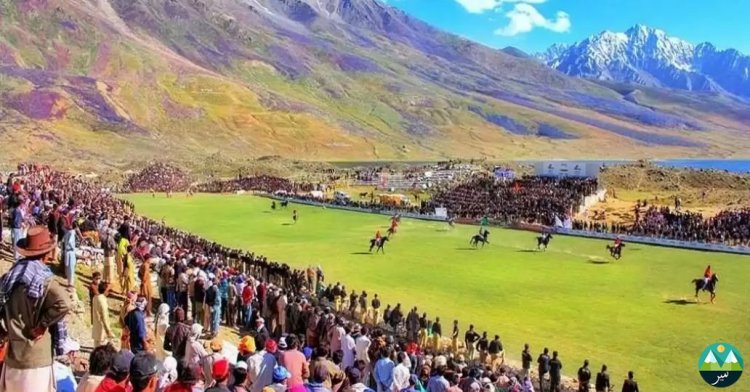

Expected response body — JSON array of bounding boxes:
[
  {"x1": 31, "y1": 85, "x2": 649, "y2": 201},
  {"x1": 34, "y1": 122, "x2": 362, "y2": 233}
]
[{"x1": 123, "y1": 193, "x2": 750, "y2": 392}]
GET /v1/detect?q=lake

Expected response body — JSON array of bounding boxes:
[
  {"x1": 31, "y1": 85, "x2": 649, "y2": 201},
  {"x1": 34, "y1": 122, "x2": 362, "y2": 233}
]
[{"x1": 654, "y1": 159, "x2": 750, "y2": 173}]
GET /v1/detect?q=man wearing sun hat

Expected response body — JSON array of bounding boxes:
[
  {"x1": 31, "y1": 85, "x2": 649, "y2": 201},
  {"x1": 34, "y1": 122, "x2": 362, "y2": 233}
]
[{"x1": 0, "y1": 226, "x2": 73, "y2": 392}]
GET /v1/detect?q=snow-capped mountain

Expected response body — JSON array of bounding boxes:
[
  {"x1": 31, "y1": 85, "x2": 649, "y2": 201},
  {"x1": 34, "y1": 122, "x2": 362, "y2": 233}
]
[{"x1": 539, "y1": 24, "x2": 750, "y2": 97}]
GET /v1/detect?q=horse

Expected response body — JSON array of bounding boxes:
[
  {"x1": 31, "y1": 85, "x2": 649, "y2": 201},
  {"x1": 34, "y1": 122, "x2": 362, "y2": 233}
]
[
  {"x1": 537, "y1": 233, "x2": 553, "y2": 250},
  {"x1": 606, "y1": 243, "x2": 625, "y2": 260},
  {"x1": 369, "y1": 236, "x2": 390, "y2": 254},
  {"x1": 470, "y1": 230, "x2": 490, "y2": 248},
  {"x1": 387, "y1": 226, "x2": 397, "y2": 236},
  {"x1": 280, "y1": 200, "x2": 289, "y2": 208},
  {"x1": 693, "y1": 274, "x2": 719, "y2": 303},
  {"x1": 359, "y1": 192, "x2": 369, "y2": 198}
]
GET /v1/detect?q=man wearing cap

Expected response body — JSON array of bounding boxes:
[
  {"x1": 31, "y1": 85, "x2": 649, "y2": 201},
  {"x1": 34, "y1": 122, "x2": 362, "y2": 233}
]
[
  {"x1": 267, "y1": 366, "x2": 291, "y2": 392},
  {"x1": 250, "y1": 339, "x2": 278, "y2": 392},
  {"x1": 130, "y1": 351, "x2": 160, "y2": 392},
  {"x1": 95, "y1": 350, "x2": 134, "y2": 392},
  {"x1": 206, "y1": 358, "x2": 232, "y2": 392},
  {"x1": 53, "y1": 338, "x2": 80, "y2": 392},
  {"x1": 254, "y1": 318, "x2": 271, "y2": 349},
  {"x1": 202, "y1": 339, "x2": 225, "y2": 386},
  {"x1": 0, "y1": 226, "x2": 73, "y2": 392},
  {"x1": 125, "y1": 296, "x2": 149, "y2": 354},
  {"x1": 237, "y1": 335, "x2": 256, "y2": 363},
  {"x1": 164, "y1": 360, "x2": 202, "y2": 392}
]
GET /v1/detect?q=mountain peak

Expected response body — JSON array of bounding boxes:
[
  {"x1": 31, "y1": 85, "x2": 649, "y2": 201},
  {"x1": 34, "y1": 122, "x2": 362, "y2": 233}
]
[{"x1": 541, "y1": 25, "x2": 750, "y2": 98}]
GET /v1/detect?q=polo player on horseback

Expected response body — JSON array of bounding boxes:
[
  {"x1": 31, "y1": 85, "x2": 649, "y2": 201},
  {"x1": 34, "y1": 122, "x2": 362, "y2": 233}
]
[{"x1": 703, "y1": 265, "x2": 713, "y2": 288}]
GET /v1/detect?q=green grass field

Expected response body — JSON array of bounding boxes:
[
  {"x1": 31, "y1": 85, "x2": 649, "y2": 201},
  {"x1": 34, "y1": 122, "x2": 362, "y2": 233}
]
[{"x1": 123, "y1": 194, "x2": 750, "y2": 392}]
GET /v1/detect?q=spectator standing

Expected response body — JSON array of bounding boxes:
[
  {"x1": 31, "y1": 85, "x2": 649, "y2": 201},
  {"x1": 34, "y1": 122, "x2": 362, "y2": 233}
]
[
  {"x1": 139, "y1": 256, "x2": 155, "y2": 318},
  {"x1": 537, "y1": 348, "x2": 550, "y2": 392},
  {"x1": 595, "y1": 365, "x2": 610, "y2": 392},
  {"x1": 427, "y1": 366, "x2": 449, "y2": 392},
  {"x1": 0, "y1": 227, "x2": 72, "y2": 392},
  {"x1": 122, "y1": 246, "x2": 136, "y2": 294},
  {"x1": 125, "y1": 297, "x2": 149, "y2": 354},
  {"x1": 393, "y1": 352, "x2": 411, "y2": 392},
  {"x1": 101, "y1": 227, "x2": 117, "y2": 284},
  {"x1": 432, "y1": 318, "x2": 442, "y2": 352},
  {"x1": 93, "y1": 281, "x2": 115, "y2": 347},
  {"x1": 620, "y1": 371, "x2": 639, "y2": 392},
  {"x1": 164, "y1": 308, "x2": 191, "y2": 363},
  {"x1": 281, "y1": 335, "x2": 309, "y2": 388},
  {"x1": 549, "y1": 351, "x2": 562, "y2": 392},
  {"x1": 577, "y1": 360, "x2": 591, "y2": 392},
  {"x1": 154, "y1": 304, "x2": 171, "y2": 361},
  {"x1": 488, "y1": 335, "x2": 503, "y2": 372},
  {"x1": 451, "y1": 321, "x2": 459, "y2": 354},
  {"x1": 374, "y1": 348, "x2": 395, "y2": 392},
  {"x1": 62, "y1": 220, "x2": 78, "y2": 288},
  {"x1": 521, "y1": 344, "x2": 532, "y2": 380},
  {"x1": 10, "y1": 200, "x2": 24, "y2": 261},
  {"x1": 476, "y1": 332, "x2": 489, "y2": 365},
  {"x1": 250, "y1": 339, "x2": 278, "y2": 392},
  {"x1": 464, "y1": 325, "x2": 479, "y2": 360}
]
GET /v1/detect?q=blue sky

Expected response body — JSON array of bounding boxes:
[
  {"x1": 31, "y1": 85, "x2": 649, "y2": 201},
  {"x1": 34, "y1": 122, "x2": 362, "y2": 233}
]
[{"x1": 384, "y1": 0, "x2": 750, "y2": 54}]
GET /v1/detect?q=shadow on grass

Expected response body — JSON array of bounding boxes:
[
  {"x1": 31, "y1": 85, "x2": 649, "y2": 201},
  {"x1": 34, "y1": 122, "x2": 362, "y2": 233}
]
[
  {"x1": 664, "y1": 299, "x2": 699, "y2": 306},
  {"x1": 455, "y1": 247, "x2": 477, "y2": 251},
  {"x1": 281, "y1": 223, "x2": 293, "y2": 226},
  {"x1": 516, "y1": 249, "x2": 538, "y2": 253},
  {"x1": 351, "y1": 252, "x2": 372, "y2": 255},
  {"x1": 588, "y1": 260, "x2": 611, "y2": 265}
]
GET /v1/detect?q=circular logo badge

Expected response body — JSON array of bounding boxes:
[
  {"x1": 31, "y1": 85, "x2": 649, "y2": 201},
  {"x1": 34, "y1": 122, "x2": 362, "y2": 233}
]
[{"x1": 698, "y1": 342, "x2": 744, "y2": 388}]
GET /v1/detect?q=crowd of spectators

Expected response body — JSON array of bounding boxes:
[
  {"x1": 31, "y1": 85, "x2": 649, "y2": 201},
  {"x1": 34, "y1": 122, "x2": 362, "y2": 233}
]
[
  {"x1": 0, "y1": 164, "x2": 643, "y2": 392},
  {"x1": 195, "y1": 175, "x2": 314, "y2": 194},
  {"x1": 427, "y1": 176, "x2": 598, "y2": 226},
  {"x1": 124, "y1": 163, "x2": 192, "y2": 193},
  {"x1": 574, "y1": 202, "x2": 750, "y2": 246}
]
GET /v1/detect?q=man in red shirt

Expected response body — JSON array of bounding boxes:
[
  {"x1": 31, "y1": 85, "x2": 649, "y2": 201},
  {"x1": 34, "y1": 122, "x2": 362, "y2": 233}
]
[{"x1": 242, "y1": 282, "x2": 255, "y2": 329}]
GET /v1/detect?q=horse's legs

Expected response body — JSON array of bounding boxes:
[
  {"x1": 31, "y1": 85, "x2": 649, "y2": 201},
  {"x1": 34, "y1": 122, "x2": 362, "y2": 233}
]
[{"x1": 711, "y1": 292, "x2": 716, "y2": 304}]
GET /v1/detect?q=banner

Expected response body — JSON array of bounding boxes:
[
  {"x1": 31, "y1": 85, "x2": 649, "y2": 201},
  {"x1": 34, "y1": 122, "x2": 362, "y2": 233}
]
[
  {"x1": 535, "y1": 161, "x2": 597, "y2": 178},
  {"x1": 434, "y1": 207, "x2": 448, "y2": 218}
]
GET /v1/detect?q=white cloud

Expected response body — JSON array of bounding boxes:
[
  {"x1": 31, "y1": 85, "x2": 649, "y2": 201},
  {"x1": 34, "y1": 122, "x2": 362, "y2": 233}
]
[
  {"x1": 454, "y1": 0, "x2": 546, "y2": 14},
  {"x1": 494, "y1": 3, "x2": 570, "y2": 36}
]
